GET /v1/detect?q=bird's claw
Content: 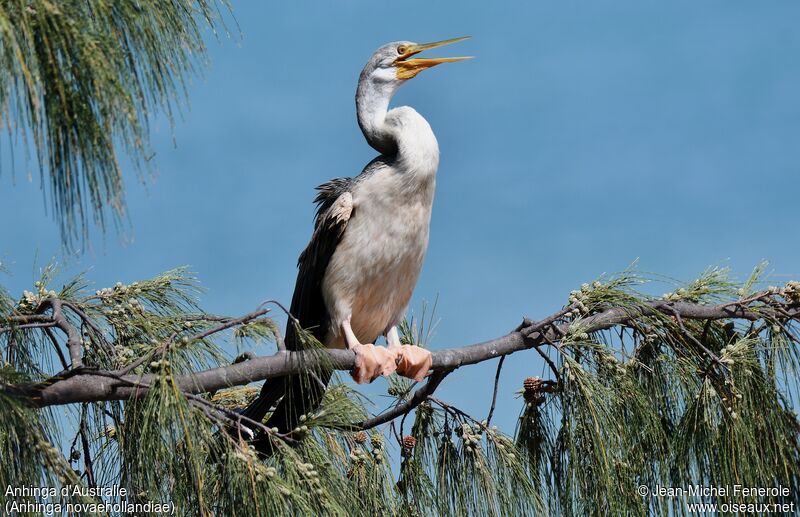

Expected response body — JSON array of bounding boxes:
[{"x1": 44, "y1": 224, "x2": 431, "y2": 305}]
[
  {"x1": 351, "y1": 343, "x2": 398, "y2": 384},
  {"x1": 350, "y1": 344, "x2": 432, "y2": 384},
  {"x1": 394, "y1": 345, "x2": 432, "y2": 382}
]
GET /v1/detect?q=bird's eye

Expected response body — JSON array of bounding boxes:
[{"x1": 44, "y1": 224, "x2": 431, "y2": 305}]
[{"x1": 397, "y1": 45, "x2": 407, "y2": 55}]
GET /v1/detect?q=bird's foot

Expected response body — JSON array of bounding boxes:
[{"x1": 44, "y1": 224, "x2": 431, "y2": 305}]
[
  {"x1": 351, "y1": 343, "x2": 399, "y2": 384},
  {"x1": 393, "y1": 345, "x2": 432, "y2": 382}
]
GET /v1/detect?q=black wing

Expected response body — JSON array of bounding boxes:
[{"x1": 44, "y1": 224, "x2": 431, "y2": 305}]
[
  {"x1": 246, "y1": 161, "x2": 389, "y2": 442},
  {"x1": 284, "y1": 176, "x2": 354, "y2": 350},
  {"x1": 241, "y1": 177, "x2": 354, "y2": 433}
]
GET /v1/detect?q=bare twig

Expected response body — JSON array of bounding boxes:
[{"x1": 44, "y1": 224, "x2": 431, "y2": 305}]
[
  {"x1": 117, "y1": 307, "x2": 271, "y2": 376},
  {"x1": 486, "y1": 356, "x2": 505, "y2": 426},
  {"x1": 186, "y1": 394, "x2": 296, "y2": 444},
  {"x1": 186, "y1": 308, "x2": 270, "y2": 342},
  {"x1": 86, "y1": 369, "x2": 296, "y2": 443},
  {"x1": 177, "y1": 314, "x2": 239, "y2": 323},
  {"x1": 355, "y1": 370, "x2": 451, "y2": 430},
  {"x1": 62, "y1": 301, "x2": 114, "y2": 355},
  {"x1": 531, "y1": 328, "x2": 563, "y2": 382},
  {"x1": 44, "y1": 327, "x2": 69, "y2": 370},
  {"x1": 0, "y1": 321, "x2": 57, "y2": 333},
  {"x1": 259, "y1": 300, "x2": 295, "y2": 352},
  {"x1": 79, "y1": 404, "x2": 96, "y2": 486},
  {"x1": 429, "y1": 397, "x2": 486, "y2": 428},
  {"x1": 669, "y1": 306, "x2": 726, "y2": 370}
]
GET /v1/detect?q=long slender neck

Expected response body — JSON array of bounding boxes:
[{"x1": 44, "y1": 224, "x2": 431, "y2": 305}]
[
  {"x1": 356, "y1": 76, "x2": 399, "y2": 155},
  {"x1": 355, "y1": 73, "x2": 440, "y2": 193}
]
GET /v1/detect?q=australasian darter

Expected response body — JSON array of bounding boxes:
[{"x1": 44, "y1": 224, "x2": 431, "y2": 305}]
[{"x1": 243, "y1": 37, "x2": 471, "y2": 440}]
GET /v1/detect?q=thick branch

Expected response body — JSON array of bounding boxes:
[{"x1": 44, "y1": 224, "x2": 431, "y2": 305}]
[{"x1": 5, "y1": 296, "x2": 798, "y2": 408}]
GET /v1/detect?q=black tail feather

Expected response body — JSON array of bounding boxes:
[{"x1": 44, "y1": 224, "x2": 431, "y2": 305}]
[
  {"x1": 251, "y1": 369, "x2": 332, "y2": 455},
  {"x1": 239, "y1": 376, "x2": 287, "y2": 424}
]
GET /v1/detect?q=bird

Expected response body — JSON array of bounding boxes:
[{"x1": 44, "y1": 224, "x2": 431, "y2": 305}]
[{"x1": 242, "y1": 37, "x2": 471, "y2": 441}]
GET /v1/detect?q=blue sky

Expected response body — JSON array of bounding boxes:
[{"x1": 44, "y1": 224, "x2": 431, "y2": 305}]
[{"x1": 2, "y1": 1, "x2": 800, "y2": 435}]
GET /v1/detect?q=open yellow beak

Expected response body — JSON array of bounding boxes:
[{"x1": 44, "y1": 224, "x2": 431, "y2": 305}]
[{"x1": 395, "y1": 36, "x2": 472, "y2": 80}]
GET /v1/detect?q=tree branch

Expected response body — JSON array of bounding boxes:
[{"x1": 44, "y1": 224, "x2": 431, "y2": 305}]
[
  {"x1": 48, "y1": 299, "x2": 84, "y2": 368},
  {"x1": 486, "y1": 356, "x2": 505, "y2": 426},
  {"x1": 62, "y1": 300, "x2": 114, "y2": 356},
  {"x1": 355, "y1": 370, "x2": 451, "y2": 430},
  {"x1": 3, "y1": 295, "x2": 798, "y2": 413}
]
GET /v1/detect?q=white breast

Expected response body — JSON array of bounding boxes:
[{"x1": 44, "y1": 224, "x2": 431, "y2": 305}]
[{"x1": 322, "y1": 169, "x2": 434, "y2": 347}]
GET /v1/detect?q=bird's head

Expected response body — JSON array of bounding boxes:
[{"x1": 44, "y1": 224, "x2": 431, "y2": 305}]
[
  {"x1": 356, "y1": 37, "x2": 471, "y2": 153},
  {"x1": 362, "y1": 36, "x2": 471, "y2": 85}
]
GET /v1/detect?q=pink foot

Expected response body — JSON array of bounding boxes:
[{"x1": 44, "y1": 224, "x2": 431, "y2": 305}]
[
  {"x1": 351, "y1": 344, "x2": 399, "y2": 384},
  {"x1": 395, "y1": 345, "x2": 432, "y2": 382}
]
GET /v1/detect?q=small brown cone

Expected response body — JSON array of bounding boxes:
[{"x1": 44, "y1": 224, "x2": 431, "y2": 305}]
[
  {"x1": 523, "y1": 376, "x2": 542, "y2": 392},
  {"x1": 402, "y1": 435, "x2": 417, "y2": 450},
  {"x1": 523, "y1": 376, "x2": 545, "y2": 405},
  {"x1": 354, "y1": 431, "x2": 367, "y2": 444}
]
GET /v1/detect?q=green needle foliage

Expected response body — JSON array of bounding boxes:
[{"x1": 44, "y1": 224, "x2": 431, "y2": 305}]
[
  {"x1": 513, "y1": 267, "x2": 800, "y2": 516},
  {"x1": 0, "y1": 0, "x2": 229, "y2": 247},
  {"x1": 3, "y1": 264, "x2": 797, "y2": 515}
]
